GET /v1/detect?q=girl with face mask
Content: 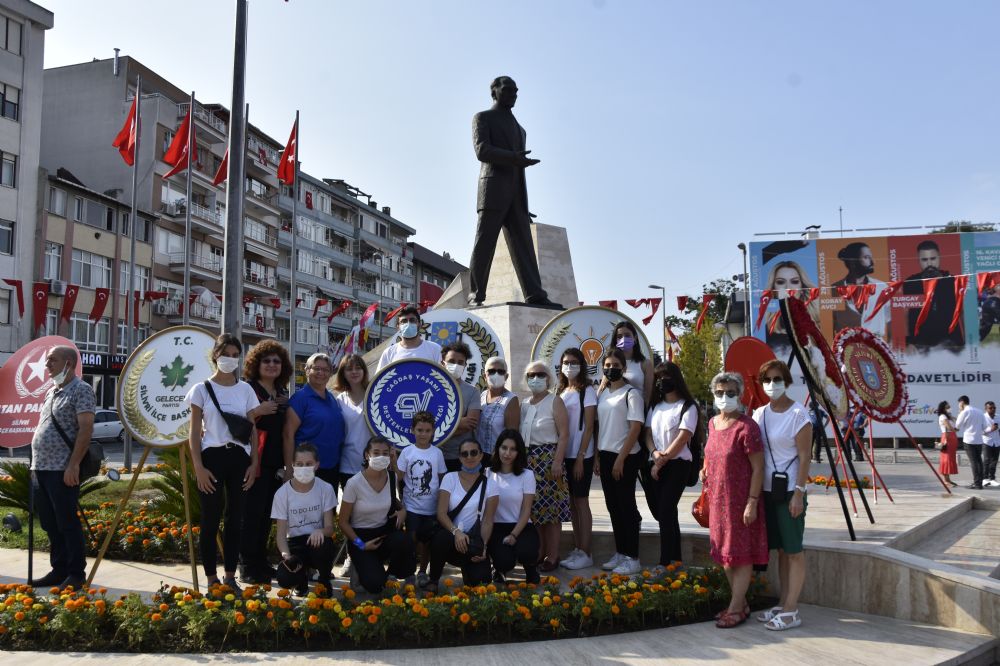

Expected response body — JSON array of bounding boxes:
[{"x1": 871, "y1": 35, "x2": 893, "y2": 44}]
[
  {"x1": 519, "y1": 361, "x2": 570, "y2": 571},
  {"x1": 476, "y1": 356, "x2": 521, "y2": 463},
  {"x1": 701, "y1": 372, "x2": 768, "y2": 629},
  {"x1": 598, "y1": 322, "x2": 654, "y2": 405},
  {"x1": 185, "y1": 333, "x2": 262, "y2": 591},
  {"x1": 750, "y1": 360, "x2": 812, "y2": 631},
  {"x1": 338, "y1": 437, "x2": 416, "y2": 594},
  {"x1": 556, "y1": 347, "x2": 597, "y2": 570}
]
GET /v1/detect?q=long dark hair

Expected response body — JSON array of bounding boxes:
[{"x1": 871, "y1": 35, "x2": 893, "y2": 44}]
[
  {"x1": 649, "y1": 362, "x2": 696, "y2": 407},
  {"x1": 936, "y1": 401, "x2": 952, "y2": 420},
  {"x1": 489, "y1": 428, "x2": 527, "y2": 476},
  {"x1": 556, "y1": 348, "x2": 589, "y2": 431},
  {"x1": 612, "y1": 321, "x2": 645, "y2": 362}
]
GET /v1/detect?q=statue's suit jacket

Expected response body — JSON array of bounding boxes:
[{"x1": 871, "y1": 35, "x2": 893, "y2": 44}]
[{"x1": 473, "y1": 108, "x2": 529, "y2": 214}]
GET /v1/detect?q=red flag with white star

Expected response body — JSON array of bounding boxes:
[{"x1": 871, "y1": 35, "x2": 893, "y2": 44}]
[
  {"x1": 277, "y1": 118, "x2": 297, "y2": 186},
  {"x1": 59, "y1": 284, "x2": 80, "y2": 324},
  {"x1": 32, "y1": 282, "x2": 49, "y2": 332}
]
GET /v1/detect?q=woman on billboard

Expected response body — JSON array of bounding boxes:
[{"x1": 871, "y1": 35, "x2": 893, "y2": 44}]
[{"x1": 764, "y1": 261, "x2": 821, "y2": 349}]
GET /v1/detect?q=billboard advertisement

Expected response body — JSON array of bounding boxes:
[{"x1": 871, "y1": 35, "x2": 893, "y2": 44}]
[{"x1": 750, "y1": 232, "x2": 998, "y2": 437}]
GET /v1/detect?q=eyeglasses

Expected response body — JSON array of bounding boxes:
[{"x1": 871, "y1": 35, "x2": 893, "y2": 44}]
[
  {"x1": 459, "y1": 449, "x2": 481, "y2": 458},
  {"x1": 526, "y1": 372, "x2": 547, "y2": 379},
  {"x1": 486, "y1": 368, "x2": 506, "y2": 376},
  {"x1": 761, "y1": 376, "x2": 783, "y2": 384},
  {"x1": 713, "y1": 390, "x2": 739, "y2": 398},
  {"x1": 261, "y1": 358, "x2": 282, "y2": 365},
  {"x1": 308, "y1": 366, "x2": 332, "y2": 373}
]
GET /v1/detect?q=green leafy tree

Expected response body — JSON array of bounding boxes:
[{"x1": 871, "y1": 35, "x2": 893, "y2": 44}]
[
  {"x1": 675, "y1": 316, "x2": 724, "y2": 403},
  {"x1": 932, "y1": 220, "x2": 995, "y2": 234}
]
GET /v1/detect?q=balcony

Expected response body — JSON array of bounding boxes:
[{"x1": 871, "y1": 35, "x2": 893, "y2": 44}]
[
  {"x1": 158, "y1": 298, "x2": 222, "y2": 324},
  {"x1": 169, "y1": 252, "x2": 222, "y2": 280},
  {"x1": 161, "y1": 200, "x2": 223, "y2": 234},
  {"x1": 245, "y1": 183, "x2": 280, "y2": 215},
  {"x1": 244, "y1": 270, "x2": 278, "y2": 295},
  {"x1": 242, "y1": 312, "x2": 277, "y2": 337},
  {"x1": 178, "y1": 101, "x2": 227, "y2": 139},
  {"x1": 244, "y1": 221, "x2": 279, "y2": 260}
]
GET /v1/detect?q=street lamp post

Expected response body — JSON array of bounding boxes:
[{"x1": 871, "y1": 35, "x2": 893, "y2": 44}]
[
  {"x1": 649, "y1": 283, "x2": 666, "y2": 362},
  {"x1": 737, "y1": 243, "x2": 750, "y2": 337}
]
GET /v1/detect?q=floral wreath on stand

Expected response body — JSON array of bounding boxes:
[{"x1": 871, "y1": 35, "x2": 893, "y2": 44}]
[
  {"x1": 832, "y1": 326, "x2": 908, "y2": 423},
  {"x1": 783, "y1": 296, "x2": 849, "y2": 419}
]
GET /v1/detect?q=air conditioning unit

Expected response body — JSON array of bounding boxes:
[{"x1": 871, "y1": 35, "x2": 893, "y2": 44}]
[
  {"x1": 50, "y1": 280, "x2": 67, "y2": 296},
  {"x1": 154, "y1": 302, "x2": 169, "y2": 315}
]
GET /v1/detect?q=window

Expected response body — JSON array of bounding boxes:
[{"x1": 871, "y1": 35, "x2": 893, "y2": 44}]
[
  {"x1": 83, "y1": 200, "x2": 108, "y2": 230},
  {"x1": 70, "y1": 313, "x2": 110, "y2": 353},
  {"x1": 44, "y1": 308, "x2": 58, "y2": 336},
  {"x1": 1, "y1": 16, "x2": 21, "y2": 55},
  {"x1": 0, "y1": 152, "x2": 15, "y2": 188},
  {"x1": 0, "y1": 219, "x2": 11, "y2": 254},
  {"x1": 117, "y1": 322, "x2": 149, "y2": 353},
  {"x1": 155, "y1": 228, "x2": 184, "y2": 255},
  {"x1": 48, "y1": 187, "x2": 66, "y2": 216},
  {"x1": 71, "y1": 249, "x2": 113, "y2": 288},
  {"x1": 43, "y1": 242, "x2": 62, "y2": 280},
  {"x1": 0, "y1": 289, "x2": 9, "y2": 325},
  {"x1": 123, "y1": 214, "x2": 152, "y2": 243},
  {"x1": 73, "y1": 197, "x2": 84, "y2": 221},
  {"x1": 119, "y1": 262, "x2": 150, "y2": 295},
  {"x1": 0, "y1": 83, "x2": 18, "y2": 121}
]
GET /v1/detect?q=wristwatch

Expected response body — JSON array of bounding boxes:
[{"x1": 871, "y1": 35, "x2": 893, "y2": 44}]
[{"x1": 794, "y1": 484, "x2": 807, "y2": 493}]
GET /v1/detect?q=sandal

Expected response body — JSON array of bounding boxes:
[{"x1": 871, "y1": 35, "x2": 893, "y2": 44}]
[
  {"x1": 764, "y1": 609, "x2": 801, "y2": 631},
  {"x1": 756, "y1": 605, "x2": 783, "y2": 622},
  {"x1": 716, "y1": 608, "x2": 748, "y2": 628},
  {"x1": 716, "y1": 603, "x2": 749, "y2": 621}
]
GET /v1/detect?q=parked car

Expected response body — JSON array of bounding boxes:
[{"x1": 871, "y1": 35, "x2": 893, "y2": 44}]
[{"x1": 93, "y1": 409, "x2": 125, "y2": 443}]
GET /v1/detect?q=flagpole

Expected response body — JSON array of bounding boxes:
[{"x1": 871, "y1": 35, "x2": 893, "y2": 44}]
[
  {"x1": 289, "y1": 110, "x2": 299, "y2": 393},
  {"x1": 124, "y1": 73, "x2": 142, "y2": 472},
  {"x1": 182, "y1": 90, "x2": 195, "y2": 326},
  {"x1": 222, "y1": 0, "x2": 249, "y2": 340}
]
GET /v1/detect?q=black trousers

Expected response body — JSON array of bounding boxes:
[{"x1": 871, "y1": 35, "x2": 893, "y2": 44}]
[
  {"x1": 429, "y1": 527, "x2": 492, "y2": 585},
  {"x1": 197, "y1": 446, "x2": 249, "y2": 577},
  {"x1": 239, "y1": 465, "x2": 283, "y2": 574},
  {"x1": 964, "y1": 443, "x2": 985, "y2": 487},
  {"x1": 275, "y1": 534, "x2": 337, "y2": 590},
  {"x1": 599, "y1": 450, "x2": 642, "y2": 558},
  {"x1": 33, "y1": 470, "x2": 85, "y2": 580},
  {"x1": 468, "y1": 204, "x2": 546, "y2": 302},
  {"x1": 347, "y1": 526, "x2": 417, "y2": 593},
  {"x1": 488, "y1": 522, "x2": 540, "y2": 578},
  {"x1": 984, "y1": 446, "x2": 999, "y2": 481},
  {"x1": 653, "y1": 459, "x2": 692, "y2": 565}
]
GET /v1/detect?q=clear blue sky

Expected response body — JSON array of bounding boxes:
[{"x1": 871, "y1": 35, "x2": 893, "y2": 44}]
[{"x1": 40, "y1": 0, "x2": 1000, "y2": 349}]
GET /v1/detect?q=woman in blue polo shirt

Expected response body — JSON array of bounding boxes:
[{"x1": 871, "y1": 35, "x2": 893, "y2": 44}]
[{"x1": 283, "y1": 353, "x2": 345, "y2": 489}]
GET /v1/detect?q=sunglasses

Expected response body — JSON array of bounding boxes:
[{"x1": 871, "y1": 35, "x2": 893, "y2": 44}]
[
  {"x1": 486, "y1": 368, "x2": 506, "y2": 376},
  {"x1": 714, "y1": 390, "x2": 739, "y2": 398},
  {"x1": 261, "y1": 358, "x2": 282, "y2": 365},
  {"x1": 526, "y1": 372, "x2": 547, "y2": 379},
  {"x1": 761, "y1": 377, "x2": 783, "y2": 384},
  {"x1": 459, "y1": 449, "x2": 481, "y2": 458}
]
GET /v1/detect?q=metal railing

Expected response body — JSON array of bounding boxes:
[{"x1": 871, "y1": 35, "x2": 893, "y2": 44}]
[
  {"x1": 179, "y1": 101, "x2": 227, "y2": 134},
  {"x1": 159, "y1": 298, "x2": 222, "y2": 322},
  {"x1": 190, "y1": 201, "x2": 222, "y2": 225},
  {"x1": 244, "y1": 222, "x2": 278, "y2": 247},
  {"x1": 242, "y1": 312, "x2": 276, "y2": 333},
  {"x1": 169, "y1": 252, "x2": 222, "y2": 273},
  {"x1": 244, "y1": 270, "x2": 277, "y2": 289}
]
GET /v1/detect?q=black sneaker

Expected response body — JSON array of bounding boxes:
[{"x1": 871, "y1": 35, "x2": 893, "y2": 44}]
[
  {"x1": 28, "y1": 570, "x2": 66, "y2": 588},
  {"x1": 59, "y1": 576, "x2": 86, "y2": 591},
  {"x1": 294, "y1": 583, "x2": 309, "y2": 596},
  {"x1": 222, "y1": 576, "x2": 243, "y2": 594}
]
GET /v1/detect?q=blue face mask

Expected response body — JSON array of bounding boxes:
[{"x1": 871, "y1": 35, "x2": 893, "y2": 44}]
[
  {"x1": 400, "y1": 322, "x2": 418, "y2": 339},
  {"x1": 461, "y1": 461, "x2": 481, "y2": 474}
]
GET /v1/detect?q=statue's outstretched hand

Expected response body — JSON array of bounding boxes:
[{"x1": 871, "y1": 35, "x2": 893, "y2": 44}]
[{"x1": 515, "y1": 150, "x2": 540, "y2": 167}]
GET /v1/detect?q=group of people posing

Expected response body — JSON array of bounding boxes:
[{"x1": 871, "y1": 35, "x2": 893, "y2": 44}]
[{"x1": 936, "y1": 397, "x2": 1000, "y2": 489}]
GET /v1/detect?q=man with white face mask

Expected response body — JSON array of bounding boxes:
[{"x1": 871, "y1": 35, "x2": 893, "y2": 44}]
[
  {"x1": 376, "y1": 305, "x2": 442, "y2": 370},
  {"x1": 28, "y1": 346, "x2": 96, "y2": 590},
  {"x1": 438, "y1": 342, "x2": 482, "y2": 471}
]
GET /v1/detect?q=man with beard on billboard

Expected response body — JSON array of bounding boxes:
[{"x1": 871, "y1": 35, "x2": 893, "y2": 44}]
[
  {"x1": 902, "y1": 240, "x2": 963, "y2": 350},
  {"x1": 831, "y1": 242, "x2": 888, "y2": 338}
]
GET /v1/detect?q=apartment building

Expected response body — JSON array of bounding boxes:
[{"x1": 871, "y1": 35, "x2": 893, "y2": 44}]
[
  {"x1": 408, "y1": 242, "x2": 466, "y2": 306},
  {"x1": 37, "y1": 170, "x2": 155, "y2": 406},
  {"x1": 0, "y1": 0, "x2": 51, "y2": 363}
]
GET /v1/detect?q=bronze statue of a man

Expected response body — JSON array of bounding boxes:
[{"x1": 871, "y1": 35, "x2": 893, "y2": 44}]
[{"x1": 467, "y1": 76, "x2": 559, "y2": 307}]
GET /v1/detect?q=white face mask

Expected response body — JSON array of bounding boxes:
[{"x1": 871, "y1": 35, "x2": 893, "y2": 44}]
[
  {"x1": 762, "y1": 380, "x2": 786, "y2": 399},
  {"x1": 292, "y1": 466, "x2": 315, "y2": 483},
  {"x1": 487, "y1": 373, "x2": 507, "y2": 389},
  {"x1": 368, "y1": 455, "x2": 391, "y2": 471},
  {"x1": 714, "y1": 394, "x2": 740, "y2": 414},
  {"x1": 445, "y1": 362, "x2": 465, "y2": 380},
  {"x1": 216, "y1": 356, "x2": 240, "y2": 374},
  {"x1": 51, "y1": 363, "x2": 70, "y2": 386},
  {"x1": 400, "y1": 322, "x2": 419, "y2": 339},
  {"x1": 561, "y1": 363, "x2": 580, "y2": 380},
  {"x1": 527, "y1": 377, "x2": 548, "y2": 394}
]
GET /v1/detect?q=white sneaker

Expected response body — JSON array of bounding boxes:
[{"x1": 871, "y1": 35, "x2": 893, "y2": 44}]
[
  {"x1": 563, "y1": 552, "x2": 594, "y2": 570},
  {"x1": 561, "y1": 549, "x2": 582, "y2": 568},
  {"x1": 985, "y1": 479, "x2": 999, "y2": 487},
  {"x1": 612, "y1": 556, "x2": 642, "y2": 576},
  {"x1": 601, "y1": 552, "x2": 624, "y2": 571}
]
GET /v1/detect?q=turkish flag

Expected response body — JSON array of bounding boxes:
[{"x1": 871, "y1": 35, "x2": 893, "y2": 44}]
[
  {"x1": 754, "y1": 290, "x2": 773, "y2": 332},
  {"x1": 418, "y1": 300, "x2": 434, "y2": 313},
  {"x1": 143, "y1": 290, "x2": 168, "y2": 303},
  {"x1": 269, "y1": 297, "x2": 282, "y2": 309},
  {"x1": 854, "y1": 283, "x2": 877, "y2": 311},
  {"x1": 2, "y1": 278, "x2": 24, "y2": 316},
  {"x1": 179, "y1": 291, "x2": 200, "y2": 316},
  {"x1": 913, "y1": 278, "x2": 939, "y2": 337},
  {"x1": 256, "y1": 314, "x2": 264, "y2": 332},
  {"x1": 835, "y1": 285, "x2": 853, "y2": 301},
  {"x1": 676, "y1": 296, "x2": 688, "y2": 311},
  {"x1": 112, "y1": 96, "x2": 138, "y2": 166},
  {"x1": 624, "y1": 299, "x2": 645, "y2": 309},
  {"x1": 305, "y1": 191, "x2": 313, "y2": 209},
  {"x1": 803, "y1": 287, "x2": 821, "y2": 307},
  {"x1": 598, "y1": 300, "x2": 617, "y2": 310},
  {"x1": 89, "y1": 287, "x2": 109, "y2": 323},
  {"x1": 948, "y1": 275, "x2": 969, "y2": 333},
  {"x1": 242, "y1": 294, "x2": 255, "y2": 307},
  {"x1": 312, "y1": 298, "x2": 328, "y2": 318},
  {"x1": 212, "y1": 148, "x2": 228, "y2": 186},
  {"x1": 277, "y1": 119, "x2": 297, "y2": 185},
  {"x1": 641, "y1": 298, "x2": 662, "y2": 326},
  {"x1": 59, "y1": 284, "x2": 80, "y2": 323},
  {"x1": 133, "y1": 290, "x2": 142, "y2": 326},
  {"x1": 32, "y1": 281, "x2": 49, "y2": 332},
  {"x1": 864, "y1": 280, "x2": 903, "y2": 323},
  {"x1": 382, "y1": 303, "x2": 406, "y2": 325},
  {"x1": 328, "y1": 299, "x2": 352, "y2": 322},
  {"x1": 695, "y1": 294, "x2": 715, "y2": 333},
  {"x1": 163, "y1": 107, "x2": 198, "y2": 178},
  {"x1": 359, "y1": 301, "x2": 380, "y2": 345}
]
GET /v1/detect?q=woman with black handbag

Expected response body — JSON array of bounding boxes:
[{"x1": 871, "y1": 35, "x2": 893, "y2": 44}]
[
  {"x1": 185, "y1": 334, "x2": 263, "y2": 591},
  {"x1": 427, "y1": 439, "x2": 499, "y2": 592},
  {"x1": 338, "y1": 437, "x2": 415, "y2": 593}
]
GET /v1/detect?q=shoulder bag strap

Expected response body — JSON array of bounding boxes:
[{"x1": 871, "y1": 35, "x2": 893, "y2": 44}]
[
  {"x1": 475, "y1": 473, "x2": 488, "y2": 517},
  {"x1": 447, "y1": 474, "x2": 485, "y2": 521},
  {"x1": 761, "y1": 407, "x2": 799, "y2": 473},
  {"x1": 49, "y1": 401, "x2": 76, "y2": 453},
  {"x1": 203, "y1": 381, "x2": 225, "y2": 415}
]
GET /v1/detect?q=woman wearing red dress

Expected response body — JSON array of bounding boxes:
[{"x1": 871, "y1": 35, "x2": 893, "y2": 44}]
[
  {"x1": 701, "y1": 371, "x2": 768, "y2": 628},
  {"x1": 936, "y1": 401, "x2": 959, "y2": 487}
]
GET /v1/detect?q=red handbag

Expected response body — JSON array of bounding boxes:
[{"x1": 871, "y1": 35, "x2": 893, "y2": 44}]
[{"x1": 692, "y1": 487, "x2": 710, "y2": 528}]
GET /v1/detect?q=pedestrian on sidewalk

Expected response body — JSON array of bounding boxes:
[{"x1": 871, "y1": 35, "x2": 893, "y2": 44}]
[
  {"x1": 955, "y1": 396, "x2": 986, "y2": 490},
  {"x1": 982, "y1": 401, "x2": 999, "y2": 487},
  {"x1": 28, "y1": 346, "x2": 96, "y2": 590},
  {"x1": 936, "y1": 401, "x2": 959, "y2": 487}
]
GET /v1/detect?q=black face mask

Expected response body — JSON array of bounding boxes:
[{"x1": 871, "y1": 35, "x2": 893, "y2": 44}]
[
  {"x1": 604, "y1": 367, "x2": 623, "y2": 382},
  {"x1": 657, "y1": 379, "x2": 676, "y2": 394}
]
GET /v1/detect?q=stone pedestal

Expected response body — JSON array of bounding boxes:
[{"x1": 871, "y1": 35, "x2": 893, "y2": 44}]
[
  {"x1": 469, "y1": 303, "x2": 561, "y2": 395},
  {"x1": 484, "y1": 223, "x2": 578, "y2": 308}
]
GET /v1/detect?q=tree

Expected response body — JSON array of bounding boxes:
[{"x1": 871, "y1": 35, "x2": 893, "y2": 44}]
[
  {"x1": 932, "y1": 220, "x2": 995, "y2": 234},
  {"x1": 675, "y1": 316, "x2": 723, "y2": 403},
  {"x1": 669, "y1": 277, "x2": 738, "y2": 333}
]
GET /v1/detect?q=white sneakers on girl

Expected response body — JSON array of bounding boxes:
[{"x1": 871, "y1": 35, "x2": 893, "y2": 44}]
[{"x1": 601, "y1": 552, "x2": 625, "y2": 571}]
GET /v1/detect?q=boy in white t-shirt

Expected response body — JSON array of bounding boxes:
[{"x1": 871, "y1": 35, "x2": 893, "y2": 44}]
[
  {"x1": 271, "y1": 443, "x2": 338, "y2": 596},
  {"x1": 395, "y1": 411, "x2": 446, "y2": 587}
]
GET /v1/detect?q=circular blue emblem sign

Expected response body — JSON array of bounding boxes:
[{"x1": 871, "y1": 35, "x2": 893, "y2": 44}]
[{"x1": 365, "y1": 358, "x2": 462, "y2": 448}]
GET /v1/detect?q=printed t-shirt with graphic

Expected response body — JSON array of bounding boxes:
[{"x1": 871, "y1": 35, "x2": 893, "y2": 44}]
[
  {"x1": 270, "y1": 478, "x2": 338, "y2": 539},
  {"x1": 397, "y1": 444, "x2": 446, "y2": 515}
]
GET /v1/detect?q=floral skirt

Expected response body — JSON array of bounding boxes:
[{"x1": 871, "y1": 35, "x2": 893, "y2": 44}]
[{"x1": 527, "y1": 443, "x2": 570, "y2": 524}]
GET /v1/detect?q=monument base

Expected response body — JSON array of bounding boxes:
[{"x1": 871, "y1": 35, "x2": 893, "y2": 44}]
[{"x1": 471, "y1": 302, "x2": 562, "y2": 395}]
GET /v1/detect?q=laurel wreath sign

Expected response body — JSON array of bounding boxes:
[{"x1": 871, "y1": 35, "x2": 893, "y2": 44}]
[
  {"x1": 540, "y1": 323, "x2": 571, "y2": 364},
  {"x1": 368, "y1": 366, "x2": 459, "y2": 447},
  {"x1": 460, "y1": 318, "x2": 498, "y2": 391},
  {"x1": 123, "y1": 351, "x2": 160, "y2": 444}
]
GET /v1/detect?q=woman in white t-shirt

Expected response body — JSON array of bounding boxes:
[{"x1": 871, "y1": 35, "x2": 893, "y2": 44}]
[
  {"x1": 596, "y1": 347, "x2": 646, "y2": 576},
  {"x1": 598, "y1": 321, "x2": 654, "y2": 404},
  {"x1": 751, "y1": 360, "x2": 812, "y2": 632},
  {"x1": 185, "y1": 333, "x2": 262, "y2": 590},
  {"x1": 643, "y1": 361, "x2": 700, "y2": 568},
  {"x1": 333, "y1": 354, "x2": 370, "y2": 490},
  {"x1": 427, "y1": 439, "x2": 499, "y2": 592},
  {"x1": 338, "y1": 437, "x2": 416, "y2": 593},
  {"x1": 486, "y1": 429, "x2": 540, "y2": 583},
  {"x1": 557, "y1": 347, "x2": 597, "y2": 570}
]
